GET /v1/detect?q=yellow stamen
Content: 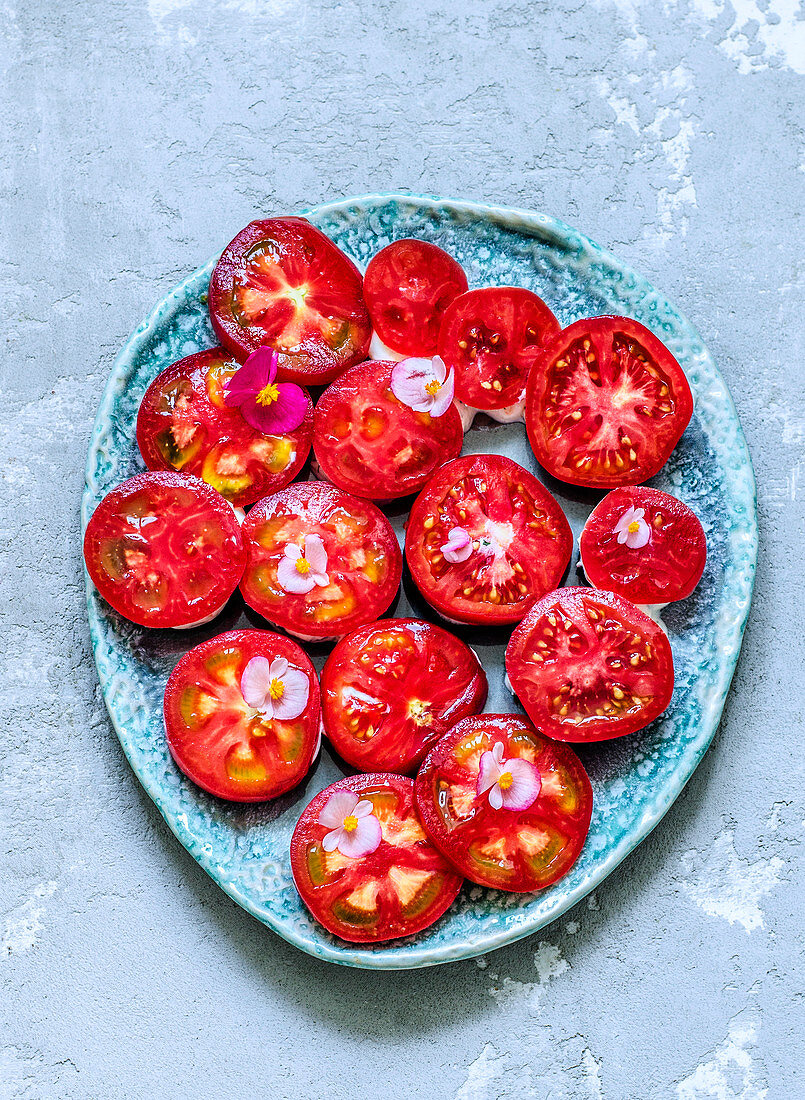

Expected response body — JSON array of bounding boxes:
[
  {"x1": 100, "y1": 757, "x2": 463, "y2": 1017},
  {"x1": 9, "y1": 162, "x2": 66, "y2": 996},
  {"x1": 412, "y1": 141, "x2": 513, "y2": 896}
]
[
  {"x1": 343, "y1": 815, "x2": 358, "y2": 832},
  {"x1": 628, "y1": 520, "x2": 641, "y2": 534},
  {"x1": 498, "y1": 772, "x2": 513, "y2": 790},
  {"x1": 269, "y1": 678, "x2": 285, "y2": 701},
  {"x1": 425, "y1": 379, "x2": 442, "y2": 397},
  {"x1": 295, "y1": 557, "x2": 311, "y2": 574},
  {"x1": 256, "y1": 382, "x2": 280, "y2": 407}
]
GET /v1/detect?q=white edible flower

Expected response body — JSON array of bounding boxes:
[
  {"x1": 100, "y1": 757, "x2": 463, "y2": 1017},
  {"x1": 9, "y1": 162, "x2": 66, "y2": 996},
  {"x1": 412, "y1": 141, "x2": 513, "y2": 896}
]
[
  {"x1": 391, "y1": 355, "x2": 455, "y2": 417},
  {"x1": 240, "y1": 656, "x2": 309, "y2": 720},
  {"x1": 477, "y1": 741, "x2": 541, "y2": 811},
  {"x1": 614, "y1": 506, "x2": 650, "y2": 549},
  {"x1": 318, "y1": 791, "x2": 382, "y2": 858},
  {"x1": 277, "y1": 534, "x2": 329, "y2": 594}
]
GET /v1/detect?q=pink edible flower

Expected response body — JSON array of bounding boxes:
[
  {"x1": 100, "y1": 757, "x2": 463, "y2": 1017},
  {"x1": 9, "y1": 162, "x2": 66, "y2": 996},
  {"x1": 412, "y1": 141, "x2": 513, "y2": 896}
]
[
  {"x1": 240, "y1": 656, "x2": 309, "y2": 720},
  {"x1": 224, "y1": 346, "x2": 309, "y2": 434},
  {"x1": 441, "y1": 526, "x2": 472, "y2": 564},
  {"x1": 318, "y1": 791, "x2": 382, "y2": 858},
  {"x1": 477, "y1": 741, "x2": 541, "y2": 811},
  {"x1": 276, "y1": 534, "x2": 329, "y2": 594},
  {"x1": 614, "y1": 506, "x2": 651, "y2": 549},
  {"x1": 391, "y1": 355, "x2": 454, "y2": 417}
]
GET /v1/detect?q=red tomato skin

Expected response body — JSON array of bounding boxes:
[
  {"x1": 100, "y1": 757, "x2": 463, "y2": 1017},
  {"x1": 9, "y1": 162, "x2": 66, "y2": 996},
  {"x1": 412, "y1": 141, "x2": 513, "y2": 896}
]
[
  {"x1": 320, "y1": 618, "x2": 488, "y2": 774},
  {"x1": 136, "y1": 347, "x2": 313, "y2": 508},
  {"x1": 506, "y1": 587, "x2": 674, "y2": 743},
  {"x1": 290, "y1": 772, "x2": 463, "y2": 943},
  {"x1": 239, "y1": 481, "x2": 403, "y2": 640},
  {"x1": 163, "y1": 629, "x2": 320, "y2": 802},
  {"x1": 312, "y1": 359, "x2": 464, "y2": 501},
  {"x1": 208, "y1": 217, "x2": 371, "y2": 384},
  {"x1": 83, "y1": 471, "x2": 246, "y2": 629},
  {"x1": 405, "y1": 453, "x2": 573, "y2": 626},
  {"x1": 524, "y1": 315, "x2": 694, "y2": 488},
  {"x1": 364, "y1": 239, "x2": 468, "y2": 356},
  {"x1": 414, "y1": 714, "x2": 593, "y2": 893},
  {"x1": 580, "y1": 486, "x2": 707, "y2": 604}
]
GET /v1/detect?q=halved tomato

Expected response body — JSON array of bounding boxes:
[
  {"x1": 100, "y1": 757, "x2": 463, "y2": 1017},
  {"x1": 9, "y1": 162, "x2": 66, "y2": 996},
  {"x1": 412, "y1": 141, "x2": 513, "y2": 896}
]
[
  {"x1": 321, "y1": 619, "x2": 487, "y2": 774},
  {"x1": 290, "y1": 773, "x2": 463, "y2": 943},
  {"x1": 239, "y1": 481, "x2": 402, "y2": 640},
  {"x1": 414, "y1": 714, "x2": 592, "y2": 892},
  {"x1": 405, "y1": 454, "x2": 572, "y2": 626},
  {"x1": 312, "y1": 359, "x2": 463, "y2": 501},
  {"x1": 136, "y1": 347, "x2": 313, "y2": 507},
  {"x1": 525, "y1": 316, "x2": 694, "y2": 487},
  {"x1": 83, "y1": 471, "x2": 245, "y2": 629},
  {"x1": 164, "y1": 630, "x2": 320, "y2": 802},
  {"x1": 579, "y1": 486, "x2": 706, "y2": 605},
  {"x1": 506, "y1": 587, "x2": 674, "y2": 742},
  {"x1": 438, "y1": 287, "x2": 560, "y2": 410},
  {"x1": 363, "y1": 239, "x2": 468, "y2": 357},
  {"x1": 208, "y1": 217, "x2": 371, "y2": 384}
]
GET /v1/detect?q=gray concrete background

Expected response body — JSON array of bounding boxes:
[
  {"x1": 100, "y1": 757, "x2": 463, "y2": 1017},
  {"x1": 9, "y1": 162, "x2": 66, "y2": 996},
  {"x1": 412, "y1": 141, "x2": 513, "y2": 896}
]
[{"x1": 1, "y1": 1, "x2": 803, "y2": 1097}]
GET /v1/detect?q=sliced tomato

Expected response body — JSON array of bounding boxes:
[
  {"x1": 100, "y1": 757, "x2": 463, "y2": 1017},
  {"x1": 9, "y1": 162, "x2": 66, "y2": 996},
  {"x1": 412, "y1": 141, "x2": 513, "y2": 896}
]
[
  {"x1": 208, "y1": 217, "x2": 371, "y2": 384},
  {"x1": 163, "y1": 630, "x2": 320, "y2": 801},
  {"x1": 525, "y1": 315, "x2": 694, "y2": 487},
  {"x1": 363, "y1": 239, "x2": 468, "y2": 357},
  {"x1": 83, "y1": 471, "x2": 245, "y2": 629},
  {"x1": 312, "y1": 359, "x2": 463, "y2": 501},
  {"x1": 321, "y1": 619, "x2": 487, "y2": 774},
  {"x1": 580, "y1": 486, "x2": 706, "y2": 605},
  {"x1": 438, "y1": 287, "x2": 560, "y2": 410},
  {"x1": 414, "y1": 714, "x2": 592, "y2": 892},
  {"x1": 136, "y1": 347, "x2": 313, "y2": 507},
  {"x1": 506, "y1": 587, "x2": 674, "y2": 742},
  {"x1": 239, "y1": 481, "x2": 402, "y2": 640},
  {"x1": 405, "y1": 454, "x2": 572, "y2": 626},
  {"x1": 291, "y1": 773, "x2": 463, "y2": 943}
]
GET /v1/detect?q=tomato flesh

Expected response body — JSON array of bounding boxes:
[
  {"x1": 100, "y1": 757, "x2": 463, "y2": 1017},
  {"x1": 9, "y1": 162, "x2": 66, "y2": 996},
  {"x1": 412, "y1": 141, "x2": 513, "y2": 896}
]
[
  {"x1": 239, "y1": 481, "x2": 402, "y2": 639},
  {"x1": 321, "y1": 618, "x2": 487, "y2": 774},
  {"x1": 506, "y1": 587, "x2": 674, "y2": 742},
  {"x1": 312, "y1": 359, "x2": 463, "y2": 500},
  {"x1": 580, "y1": 486, "x2": 706, "y2": 605},
  {"x1": 208, "y1": 217, "x2": 371, "y2": 384},
  {"x1": 525, "y1": 315, "x2": 693, "y2": 487},
  {"x1": 291, "y1": 773, "x2": 463, "y2": 942},
  {"x1": 438, "y1": 287, "x2": 560, "y2": 410},
  {"x1": 414, "y1": 714, "x2": 592, "y2": 892},
  {"x1": 405, "y1": 454, "x2": 572, "y2": 625},
  {"x1": 83, "y1": 471, "x2": 245, "y2": 629}
]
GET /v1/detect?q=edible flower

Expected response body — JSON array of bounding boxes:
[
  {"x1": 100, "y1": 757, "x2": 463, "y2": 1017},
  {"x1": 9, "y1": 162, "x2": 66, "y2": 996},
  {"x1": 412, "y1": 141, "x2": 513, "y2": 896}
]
[
  {"x1": 223, "y1": 346, "x2": 308, "y2": 434},
  {"x1": 391, "y1": 355, "x2": 454, "y2": 417},
  {"x1": 277, "y1": 534, "x2": 329, "y2": 594},
  {"x1": 240, "y1": 655, "x2": 309, "y2": 720},
  {"x1": 614, "y1": 506, "x2": 650, "y2": 549},
  {"x1": 477, "y1": 741, "x2": 541, "y2": 811},
  {"x1": 319, "y1": 790, "x2": 382, "y2": 858},
  {"x1": 441, "y1": 526, "x2": 473, "y2": 563}
]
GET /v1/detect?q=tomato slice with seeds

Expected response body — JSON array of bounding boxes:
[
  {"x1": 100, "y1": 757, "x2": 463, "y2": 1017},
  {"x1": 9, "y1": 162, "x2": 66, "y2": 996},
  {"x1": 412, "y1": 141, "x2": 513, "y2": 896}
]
[
  {"x1": 239, "y1": 481, "x2": 402, "y2": 640},
  {"x1": 405, "y1": 454, "x2": 573, "y2": 626},
  {"x1": 208, "y1": 217, "x2": 371, "y2": 384},
  {"x1": 83, "y1": 471, "x2": 245, "y2": 629},
  {"x1": 524, "y1": 315, "x2": 694, "y2": 487},
  {"x1": 163, "y1": 630, "x2": 320, "y2": 801},
  {"x1": 136, "y1": 347, "x2": 313, "y2": 507},
  {"x1": 312, "y1": 359, "x2": 463, "y2": 501},
  {"x1": 363, "y1": 239, "x2": 468, "y2": 357},
  {"x1": 321, "y1": 618, "x2": 487, "y2": 774},
  {"x1": 438, "y1": 287, "x2": 560, "y2": 410},
  {"x1": 414, "y1": 714, "x2": 592, "y2": 892},
  {"x1": 506, "y1": 587, "x2": 674, "y2": 742},
  {"x1": 291, "y1": 773, "x2": 463, "y2": 943},
  {"x1": 580, "y1": 486, "x2": 707, "y2": 605}
]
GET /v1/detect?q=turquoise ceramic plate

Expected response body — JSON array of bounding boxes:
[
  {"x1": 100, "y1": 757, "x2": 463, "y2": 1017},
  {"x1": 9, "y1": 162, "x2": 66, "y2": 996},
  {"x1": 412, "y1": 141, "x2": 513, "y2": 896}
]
[{"x1": 82, "y1": 195, "x2": 757, "y2": 969}]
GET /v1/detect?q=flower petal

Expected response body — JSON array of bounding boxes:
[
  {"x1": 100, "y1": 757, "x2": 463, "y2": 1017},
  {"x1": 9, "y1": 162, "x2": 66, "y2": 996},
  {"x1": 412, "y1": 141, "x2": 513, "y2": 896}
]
[
  {"x1": 428, "y1": 368, "x2": 455, "y2": 418},
  {"x1": 487, "y1": 783, "x2": 504, "y2": 810},
  {"x1": 353, "y1": 799, "x2": 375, "y2": 819},
  {"x1": 271, "y1": 667, "x2": 310, "y2": 720},
  {"x1": 311, "y1": 571, "x2": 330, "y2": 587},
  {"x1": 477, "y1": 749, "x2": 502, "y2": 795},
  {"x1": 499, "y1": 759, "x2": 542, "y2": 811},
  {"x1": 318, "y1": 790, "x2": 359, "y2": 829},
  {"x1": 284, "y1": 543, "x2": 302, "y2": 560},
  {"x1": 391, "y1": 357, "x2": 432, "y2": 412},
  {"x1": 337, "y1": 814, "x2": 382, "y2": 858},
  {"x1": 322, "y1": 827, "x2": 344, "y2": 852},
  {"x1": 304, "y1": 534, "x2": 328, "y2": 573},
  {"x1": 240, "y1": 655, "x2": 272, "y2": 709},
  {"x1": 277, "y1": 555, "x2": 316, "y2": 594},
  {"x1": 268, "y1": 657, "x2": 289, "y2": 680},
  {"x1": 223, "y1": 347, "x2": 277, "y2": 407},
  {"x1": 442, "y1": 526, "x2": 473, "y2": 564},
  {"x1": 239, "y1": 387, "x2": 308, "y2": 435},
  {"x1": 432, "y1": 355, "x2": 447, "y2": 384},
  {"x1": 492, "y1": 741, "x2": 505, "y2": 765}
]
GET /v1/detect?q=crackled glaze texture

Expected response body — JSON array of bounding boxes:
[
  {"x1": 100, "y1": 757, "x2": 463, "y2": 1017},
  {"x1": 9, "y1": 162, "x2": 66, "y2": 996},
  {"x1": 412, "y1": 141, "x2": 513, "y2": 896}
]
[{"x1": 82, "y1": 196, "x2": 756, "y2": 969}]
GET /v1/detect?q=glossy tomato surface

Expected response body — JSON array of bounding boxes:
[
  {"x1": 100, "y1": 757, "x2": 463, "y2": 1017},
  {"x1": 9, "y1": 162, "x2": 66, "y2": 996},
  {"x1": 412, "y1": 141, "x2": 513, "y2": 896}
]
[
  {"x1": 525, "y1": 315, "x2": 693, "y2": 488},
  {"x1": 405, "y1": 454, "x2": 572, "y2": 626},
  {"x1": 164, "y1": 630, "x2": 320, "y2": 802},
  {"x1": 291, "y1": 773, "x2": 463, "y2": 943},
  {"x1": 438, "y1": 287, "x2": 560, "y2": 410},
  {"x1": 239, "y1": 481, "x2": 402, "y2": 639},
  {"x1": 321, "y1": 619, "x2": 487, "y2": 774},
  {"x1": 363, "y1": 239, "x2": 468, "y2": 356},
  {"x1": 136, "y1": 347, "x2": 313, "y2": 507},
  {"x1": 506, "y1": 587, "x2": 674, "y2": 742},
  {"x1": 83, "y1": 471, "x2": 245, "y2": 629},
  {"x1": 580, "y1": 486, "x2": 707, "y2": 605},
  {"x1": 209, "y1": 217, "x2": 371, "y2": 384},
  {"x1": 312, "y1": 358, "x2": 463, "y2": 501},
  {"x1": 415, "y1": 714, "x2": 592, "y2": 892}
]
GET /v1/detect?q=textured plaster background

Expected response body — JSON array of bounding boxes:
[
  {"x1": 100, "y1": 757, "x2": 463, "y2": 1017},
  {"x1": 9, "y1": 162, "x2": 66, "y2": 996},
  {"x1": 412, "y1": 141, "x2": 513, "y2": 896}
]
[{"x1": 1, "y1": 0, "x2": 804, "y2": 1097}]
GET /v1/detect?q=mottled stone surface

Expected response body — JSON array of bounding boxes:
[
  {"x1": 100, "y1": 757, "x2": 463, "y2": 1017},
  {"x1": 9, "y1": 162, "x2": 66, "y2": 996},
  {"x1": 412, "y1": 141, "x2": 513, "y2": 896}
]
[{"x1": 1, "y1": 1, "x2": 802, "y2": 1097}]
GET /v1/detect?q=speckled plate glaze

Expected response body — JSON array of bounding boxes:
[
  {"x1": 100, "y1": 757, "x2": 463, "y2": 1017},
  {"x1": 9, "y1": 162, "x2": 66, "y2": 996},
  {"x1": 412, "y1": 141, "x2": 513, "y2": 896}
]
[{"x1": 82, "y1": 195, "x2": 757, "y2": 969}]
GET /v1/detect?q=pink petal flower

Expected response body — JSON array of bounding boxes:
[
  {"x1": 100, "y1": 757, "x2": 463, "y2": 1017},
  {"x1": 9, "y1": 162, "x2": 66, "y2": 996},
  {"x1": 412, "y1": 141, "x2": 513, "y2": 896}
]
[
  {"x1": 304, "y1": 534, "x2": 328, "y2": 574},
  {"x1": 441, "y1": 526, "x2": 472, "y2": 564},
  {"x1": 271, "y1": 666, "x2": 309, "y2": 721},
  {"x1": 498, "y1": 758, "x2": 541, "y2": 811},
  {"x1": 277, "y1": 553, "x2": 316, "y2": 594},
  {"x1": 614, "y1": 506, "x2": 651, "y2": 549},
  {"x1": 224, "y1": 347, "x2": 277, "y2": 406},
  {"x1": 391, "y1": 357, "x2": 432, "y2": 411},
  {"x1": 318, "y1": 790, "x2": 359, "y2": 829},
  {"x1": 241, "y1": 656, "x2": 272, "y2": 710},
  {"x1": 223, "y1": 345, "x2": 309, "y2": 434},
  {"x1": 336, "y1": 814, "x2": 382, "y2": 858}
]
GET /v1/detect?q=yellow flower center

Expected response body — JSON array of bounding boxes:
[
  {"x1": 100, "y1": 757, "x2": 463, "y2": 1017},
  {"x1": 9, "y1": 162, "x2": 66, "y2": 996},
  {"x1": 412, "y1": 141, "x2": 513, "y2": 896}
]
[
  {"x1": 425, "y1": 379, "x2": 442, "y2": 397},
  {"x1": 628, "y1": 520, "x2": 641, "y2": 534},
  {"x1": 256, "y1": 382, "x2": 280, "y2": 407},
  {"x1": 498, "y1": 771, "x2": 514, "y2": 790},
  {"x1": 295, "y1": 557, "x2": 311, "y2": 574},
  {"x1": 268, "y1": 678, "x2": 285, "y2": 701},
  {"x1": 343, "y1": 814, "x2": 359, "y2": 832}
]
